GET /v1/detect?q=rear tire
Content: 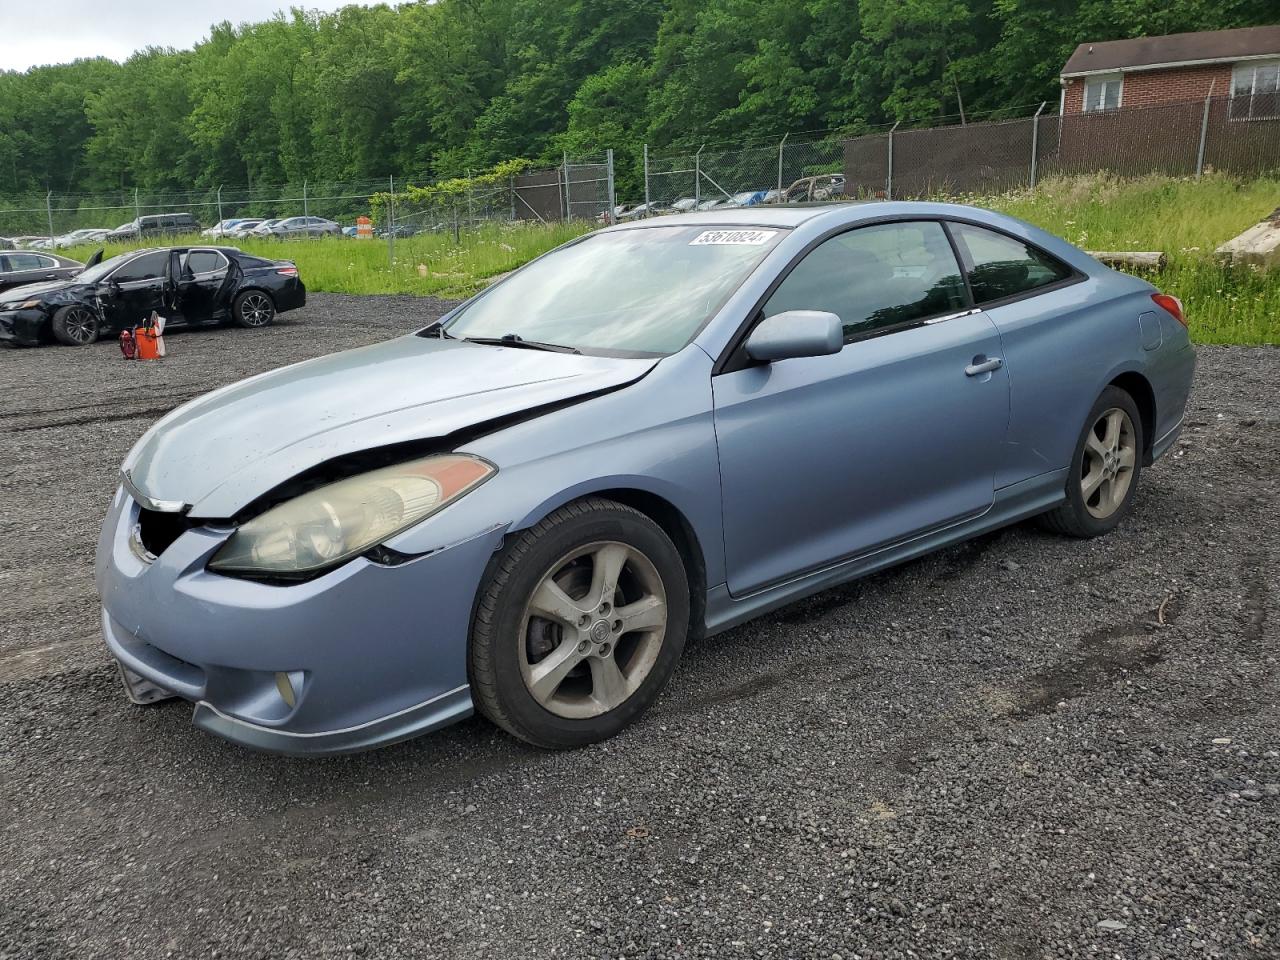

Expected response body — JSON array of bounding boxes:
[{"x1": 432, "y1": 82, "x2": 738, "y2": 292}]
[
  {"x1": 232, "y1": 290, "x2": 275, "y2": 328},
  {"x1": 1039, "y1": 386, "x2": 1144, "y2": 538},
  {"x1": 470, "y1": 497, "x2": 690, "y2": 749},
  {"x1": 50, "y1": 305, "x2": 100, "y2": 346}
]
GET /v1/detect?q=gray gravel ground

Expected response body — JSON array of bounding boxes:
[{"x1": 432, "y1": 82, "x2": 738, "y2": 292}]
[{"x1": 0, "y1": 295, "x2": 1277, "y2": 960}]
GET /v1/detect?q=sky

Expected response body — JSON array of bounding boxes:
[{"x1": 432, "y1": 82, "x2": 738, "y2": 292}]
[{"x1": 0, "y1": 1, "x2": 379, "y2": 72}]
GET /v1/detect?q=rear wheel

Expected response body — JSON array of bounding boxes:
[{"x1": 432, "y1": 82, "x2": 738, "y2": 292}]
[
  {"x1": 50, "y1": 305, "x2": 99, "y2": 346},
  {"x1": 1039, "y1": 386, "x2": 1143, "y2": 538},
  {"x1": 232, "y1": 290, "x2": 275, "y2": 328},
  {"x1": 470, "y1": 498, "x2": 690, "y2": 749}
]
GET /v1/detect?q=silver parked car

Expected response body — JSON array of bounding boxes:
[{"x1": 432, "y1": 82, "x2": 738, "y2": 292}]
[
  {"x1": 262, "y1": 216, "x2": 342, "y2": 238},
  {"x1": 97, "y1": 203, "x2": 1195, "y2": 755}
]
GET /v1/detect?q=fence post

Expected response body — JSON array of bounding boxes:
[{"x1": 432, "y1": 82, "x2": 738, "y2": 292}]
[
  {"x1": 388, "y1": 175, "x2": 395, "y2": 266},
  {"x1": 217, "y1": 185, "x2": 224, "y2": 228},
  {"x1": 777, "y1": 133, "x2": 788, "y2": 199},
  {"x1": 1029, "y1": 102, "x2": 1047, "y2": 189},
  {"x1": 46, "y1": 191, "x2": 54, "y2": 243},
  {"x1": 886, "y1": 121, "x2": 900, "y2": 201},
  {"x1": 510, "y1": 174, "x2": 517, "y2": 222},
  {"x1": 134, "y1": 187, "x2": 140, "y2": 222},
  {"x1": 606, "y1": 148, "x2": 616, "y2": 224},
  {"x1": 466, "y1": 170, "x2": 474, "y2": 229},
  {"x1": 303, "y1": 179, "x2": 309, "y2": 219},
  {"x1": 1196, "y1": 82, "x2": 1215, "y2": 179},
  {"x1": 563, "y1": 151, "x2": 571, "y2": 221},
  {"x1": 694, "y1": 144, "x2": 704, "y2": 206},
  {"x1": 643, "y1": 144, "x2": 650, "y2": 213}
]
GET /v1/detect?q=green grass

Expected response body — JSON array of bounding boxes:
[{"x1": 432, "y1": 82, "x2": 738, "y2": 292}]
[
  {"x1": 983, "y1": 172, "x2": 1280, "y2": 345},
  {"x1": 62, "y1": 219, "x2": 593, "y2": 300},
  {"x1": 59, "y1": 173, "x2": 1278, "y2": 344}
]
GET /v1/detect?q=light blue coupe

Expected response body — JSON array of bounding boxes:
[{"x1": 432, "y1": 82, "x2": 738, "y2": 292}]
[{"x1": 96, "y1": 203, "x2": 1195, "y2": 754}]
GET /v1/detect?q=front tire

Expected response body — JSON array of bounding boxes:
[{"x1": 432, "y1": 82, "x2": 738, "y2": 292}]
[
  {"x1": 470, "y1": 498, "x2": 690, "y2": 749},
  {"x1": 51, "y1": 305, "x2": 100, "y2": 346},
  {"x1": 1039, "y1": 386, "x2": 1144, "y2": 538},
  {"x1": 232, "y1": 290, "x2": 275, "y2": 328}
]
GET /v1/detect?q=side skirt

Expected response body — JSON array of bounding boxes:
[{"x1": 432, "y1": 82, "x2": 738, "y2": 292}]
[{"x1": 701, "y1": 468, "x2": 1068, "y2": 637}]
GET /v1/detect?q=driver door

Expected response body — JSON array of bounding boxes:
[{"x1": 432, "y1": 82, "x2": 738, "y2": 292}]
[
  {"x1": 98, "y1": 250, "x2": 171, "y2": 330},
  {"x1": 712, "y1": 219, "x2": 1009, "y2": 596}
]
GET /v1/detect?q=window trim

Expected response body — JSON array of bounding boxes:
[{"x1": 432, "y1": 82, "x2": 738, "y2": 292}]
[
  {"x1": 1081, "y1": 72, "x2": 1124, "y2": 113},
  {"x1": 1229, "y1": 59, "x2": 1280, "y2": 121},
  {"x1": 182, "y1": 248, "x2": 230, "y2": 278},
  {"x1": 713, "y1": 215, "x2": 1086, "y2": 375}
]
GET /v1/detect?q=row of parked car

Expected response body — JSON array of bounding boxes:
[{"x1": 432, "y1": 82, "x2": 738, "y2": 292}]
[
  {"x1": 606, "y1": 174, "x2": 848, "y2": 223},
  {"x1": 1, "y1": 213, "x2": 350, "y2": 252}
]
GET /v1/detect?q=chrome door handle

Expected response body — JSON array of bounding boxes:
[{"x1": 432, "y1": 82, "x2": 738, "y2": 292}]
[{"x1": 965, "y1": 357, "x2": 1003, "y2": 376}]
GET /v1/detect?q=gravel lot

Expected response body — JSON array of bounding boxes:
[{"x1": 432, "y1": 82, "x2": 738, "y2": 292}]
[{"x1": 1, "y1": 295, "x2": 1277, "y2": 960}]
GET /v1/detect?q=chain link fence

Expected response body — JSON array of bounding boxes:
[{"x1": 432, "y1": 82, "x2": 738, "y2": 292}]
[
  {"x1": 0, "y1": 155, "x2": 616, "y2": 247},
  {"x1": 640, "y1": 95, "x2": 1280, "y2": 210}
]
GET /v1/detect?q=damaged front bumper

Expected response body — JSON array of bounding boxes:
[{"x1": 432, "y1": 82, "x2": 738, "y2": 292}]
[
  {"x1": 0, "y1": 307, "x2": 49, "y2": 346},
  {"x1": 95, "y1": 485, "x2": 505, "y2": 755}
]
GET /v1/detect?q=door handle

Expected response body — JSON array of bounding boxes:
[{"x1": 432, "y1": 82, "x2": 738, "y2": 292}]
[{"x1": 965, "y1": 356, "x2": 1003, "y2": 376}]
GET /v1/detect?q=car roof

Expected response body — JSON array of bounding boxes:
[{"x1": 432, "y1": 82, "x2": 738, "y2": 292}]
[{"x1": 607, "y1": 204, "x2": 857, "y2": 232}]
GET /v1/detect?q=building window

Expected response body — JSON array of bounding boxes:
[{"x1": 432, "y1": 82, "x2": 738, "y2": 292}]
[
  {"x1": 1231, "y1": 60, "x2": 1280, "y2": 120},
  {"x1": 1082, "y1": 74, "x2": 1123, "y2": 112}
]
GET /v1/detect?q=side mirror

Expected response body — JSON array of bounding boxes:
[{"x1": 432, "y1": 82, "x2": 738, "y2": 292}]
[{"x1": 744, "y1": 310, "x2": 843, "y2": 363}]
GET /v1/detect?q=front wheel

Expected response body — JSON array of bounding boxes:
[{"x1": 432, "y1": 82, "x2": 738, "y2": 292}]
[
  {"x1": 469, "y1": 498, "x2": 690, "y2": 749},
  {"x1": 51, "y1": 304, "x2": 100, "y2": 346},
  {"x1": 232, "y1": 290, "x2": 275, "y2": 328},
  {"x1": 1039, "y1": 385, "x2": 1144, "y2": 538}
]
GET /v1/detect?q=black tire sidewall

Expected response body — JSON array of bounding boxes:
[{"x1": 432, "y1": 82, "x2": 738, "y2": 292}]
[
  {"x1": 233, "y1": 290, "x2": 275, "y2": 328},
  {"x1": 1062, "y1": 386, "x2": 1144, "y2": 536},
  {"x1": 475, "y1": 506, "x2": 690, "y2": 749},
  {"x1": 51, "y1": 305, "x2": 99, "y2": 346}
]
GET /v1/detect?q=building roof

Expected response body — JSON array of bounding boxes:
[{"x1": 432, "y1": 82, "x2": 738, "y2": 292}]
[{"x1": 1062, "y1": 25, "x2": 1280, "y2": 77}]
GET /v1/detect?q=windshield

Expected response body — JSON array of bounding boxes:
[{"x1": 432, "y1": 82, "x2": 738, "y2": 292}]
[
  {"x1": 444, "y1": 225, "x2": 786, "y2": 355},
  {"x1": 76, "y1": 252, "x2": 134, "y2": 284}
]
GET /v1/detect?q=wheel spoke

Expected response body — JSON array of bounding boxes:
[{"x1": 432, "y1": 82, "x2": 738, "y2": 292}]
[
  {"x1": 1102, "y1": 410, "x2": 1122, "y2": 448},
  {"x1": 1117, "y1": 447, "x2": 1135, "y2": 470},
  {"x1": 615, "y1": 595, "x2": 666, "y2": 633},
  {"x1": 1082, "y1": 466, "x2": 1105, "y2": 498},
  {"x1": 1085, "y1": 431, "x2": 1108, "y2": 458},
  {"x1": 528, "y1": 578, "x2": 585, "y2": 628},
  {"x1": 588, "y1": 655, "x2": 631, "y2": 711},
  {"x1": 527, "y1": 639, "x2": 586, "y2": 705},
  {"x1": 588, "y1": 543, "x2": 628, "y2": 608}
]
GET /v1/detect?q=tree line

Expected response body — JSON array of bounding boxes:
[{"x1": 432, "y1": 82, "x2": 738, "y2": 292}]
[{"x1": 0, "y1": 0, "x2": 1271, "y2": 201}]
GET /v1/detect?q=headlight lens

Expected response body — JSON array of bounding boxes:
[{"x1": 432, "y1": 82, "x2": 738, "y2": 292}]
[
  {"x1": 2, "y1": 299, "x2": 41, "y2": 310},
  {"x1": 208, "y1": 454, "x2": 494, "y2": 576}
]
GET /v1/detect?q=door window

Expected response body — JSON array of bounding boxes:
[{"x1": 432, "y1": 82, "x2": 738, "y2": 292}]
[
  {"x1": 763, "y1": 220, "x2": 967, "y2": 339},
  {"x1": 184, "y1": 250, "x2": 227, "y2": 275},
  {"x1": 6, "y1": 253, "x2": 53, "y2": 270},
  {"x1": 111, "y1": 252, "x2": 168, "y2": 283},
  {"x1": 949, "y1": 223, "x2": 1073, "y2": 305}
]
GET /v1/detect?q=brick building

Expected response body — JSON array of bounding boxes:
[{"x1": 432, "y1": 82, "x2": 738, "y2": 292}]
[{"x1": 1060, "y1": 25, "x2": 1280, "y2": 119}]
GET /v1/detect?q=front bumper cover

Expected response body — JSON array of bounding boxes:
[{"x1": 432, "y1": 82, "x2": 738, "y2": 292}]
[
  {"x1": 0, "y1": 307, "x2": 49, "y2": 346},
  {"x1": 96, "y1": 485, "x2": 505, "y2": 755}
]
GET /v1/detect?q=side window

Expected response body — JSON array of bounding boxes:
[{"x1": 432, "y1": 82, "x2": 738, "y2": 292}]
[
  {"x1": 111, "y1": 252, "x2": 168, "y2": 283},
  {"x1": 184, "y1": 250, "x2": 226, "y2": 274},
  {"x1": 763, "y1": 221, "x2": 967, "y2": 339},
  {"x1": 8, "y1": 253, "x2": 48, "y2": 270},
  {"x1": 950, "y1": 223, "x2": 1073, "y2": 305}
]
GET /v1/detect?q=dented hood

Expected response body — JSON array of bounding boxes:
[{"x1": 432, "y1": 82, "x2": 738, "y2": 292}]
[{"x1": 123, "y1": 335, "x2": 656, "y2": 517}]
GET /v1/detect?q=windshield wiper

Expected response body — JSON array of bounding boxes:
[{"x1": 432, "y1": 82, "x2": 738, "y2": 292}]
[{"x1": 463, "y1": 333, "x2": 580, "y2": 354}]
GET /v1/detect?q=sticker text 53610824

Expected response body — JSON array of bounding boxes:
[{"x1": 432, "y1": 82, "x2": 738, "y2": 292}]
[{"x1": 689, "y1": 230, "x2": 778, "y2": 246}]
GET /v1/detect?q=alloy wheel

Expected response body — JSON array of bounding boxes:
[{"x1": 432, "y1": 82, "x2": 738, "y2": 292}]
[
  {"x1": 519, "y1": 541, "x2": 668, "y2": 719},
  {"x1": 62, "y1": 307, "x2": 97, "y2": 344},
  {"x1": 1081, "y1": 407, "x2": 1137, "y2": 519},
  {"x1": 240, "y1": 294, "x2": 273, "y2": 326}
]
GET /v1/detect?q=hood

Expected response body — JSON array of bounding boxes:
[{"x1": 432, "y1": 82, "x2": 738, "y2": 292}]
[
  {"x1": 123, "y1": 335, "x2": 657, "y2": 517},
  {"x1": 1, "y1": 278, "x2": 79, "y2": 303}
]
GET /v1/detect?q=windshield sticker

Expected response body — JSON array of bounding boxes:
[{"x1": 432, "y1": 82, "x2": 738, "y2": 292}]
[{"x1": 689, "y1": 229, "x2": 777, "y2": 246}]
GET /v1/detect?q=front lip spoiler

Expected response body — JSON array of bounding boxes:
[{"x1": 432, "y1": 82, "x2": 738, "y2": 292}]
[
  {"x1": 122, "y1": 470, "x2": 188, "y2": 513},
  {"x1": 191, "y1": 684, "x2": 474, "y2": 756}
]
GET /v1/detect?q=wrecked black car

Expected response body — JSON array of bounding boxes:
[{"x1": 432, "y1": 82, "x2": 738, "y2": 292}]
[{"x1": 0, "y1": 246, "x2": 306, "y2": 347}]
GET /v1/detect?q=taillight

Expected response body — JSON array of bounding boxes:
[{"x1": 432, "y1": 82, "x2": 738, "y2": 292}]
[
  {"x1": 1151, "y1": 293, "x2": 1186, "y2": 327},
  {"x1": 276, "y1": 265, "x2": 298, "y2": 277}
]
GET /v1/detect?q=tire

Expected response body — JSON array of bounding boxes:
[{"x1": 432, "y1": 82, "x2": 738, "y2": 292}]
[
  {"x1": 1038, "y1": 385, "x2": 1144, "y2": 538},
  {"x1": 470, "y1": 497, "x2": 691, "y2": 749},
  {"x1": 232, "y1": 290, "x2": 275, "y2": 328},
  {"x1": 50, "y1": 304, "x2": 100, "y2": 346}
]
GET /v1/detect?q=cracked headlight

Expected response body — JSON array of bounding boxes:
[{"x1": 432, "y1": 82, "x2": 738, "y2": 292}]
[{"x1": 209, "y1": 454, "x2": 494, "y2": 576}]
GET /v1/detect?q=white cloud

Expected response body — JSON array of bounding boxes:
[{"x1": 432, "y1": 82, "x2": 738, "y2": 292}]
[{"x1": 0, "y1": 1, "x2": 381, "y2": 72}]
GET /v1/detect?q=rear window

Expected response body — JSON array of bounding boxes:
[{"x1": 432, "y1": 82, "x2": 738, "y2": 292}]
[{"x1": 950, "y1": 223, "x2": 1074, "y2": 304}]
